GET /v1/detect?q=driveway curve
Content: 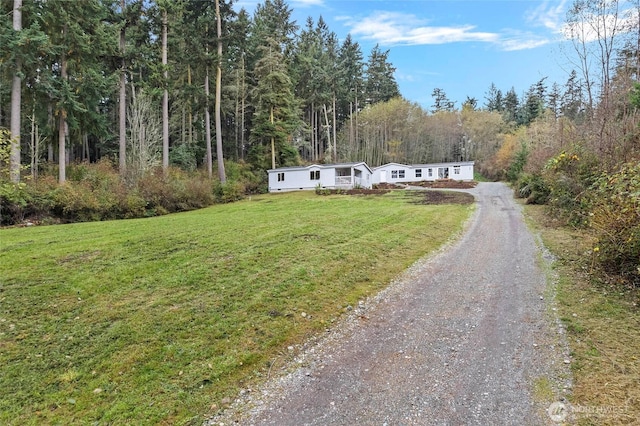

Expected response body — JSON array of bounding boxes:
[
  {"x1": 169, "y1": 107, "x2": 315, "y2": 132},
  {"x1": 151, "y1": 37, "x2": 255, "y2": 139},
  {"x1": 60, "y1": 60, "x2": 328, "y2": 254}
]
[{"x1": 210, "y1": 182, "x2": 566, "y2": 425}]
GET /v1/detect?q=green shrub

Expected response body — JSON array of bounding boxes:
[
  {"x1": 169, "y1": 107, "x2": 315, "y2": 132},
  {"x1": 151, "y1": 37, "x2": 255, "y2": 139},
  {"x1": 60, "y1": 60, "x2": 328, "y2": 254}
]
[
  {"x1": 136, "y1": 168, "x2": 175, "y2": 212},
  {"x1": 506, "y1": 142, "x2": 528, "y2": 183},
  {"x1": 588, "y1": 162, "x2": 640, "y2": 287},
  {"x1": 170, "y1": 143, "x2": 200, "y2": 171},
  {"x1": 315, "y1": 184, "x2": 332, "y2": 196},
  {"x1": 223, "y1": 161, "x2": 267, "y2": 194},
  {"x1": 0, "y1": 182, "x2": 30, "y2": 225},
  {"x1": 180, "y1": 175, "x2": 215, "y2": 208},
  {"x1": 50, "y1": 182, "x2": 101, "y2": 222},
  {"x1": 1, "y1": 160, "x2": 264, "y2": 225},
  {"x1": 515, "y1": 173, "x2": 549, "y2": 204},
  {"x1": 48, "y1": 161, "x2": 147, "y2": 222},
  {"x1": 136, "y1": 167, "x2": 216, "y2": 213},
  {"x1": 542, "y1": 149, "x2": 598, "y2": 226},
  {"x1": 213, "y1": 181, "x2": 245, "y2": 203}
]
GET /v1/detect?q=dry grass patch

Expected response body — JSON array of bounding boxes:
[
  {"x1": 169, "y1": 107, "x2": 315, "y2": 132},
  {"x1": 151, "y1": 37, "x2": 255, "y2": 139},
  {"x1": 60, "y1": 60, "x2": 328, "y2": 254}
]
[{"x1": 524, "y1": 204, "x2": 640, "y2": 425}]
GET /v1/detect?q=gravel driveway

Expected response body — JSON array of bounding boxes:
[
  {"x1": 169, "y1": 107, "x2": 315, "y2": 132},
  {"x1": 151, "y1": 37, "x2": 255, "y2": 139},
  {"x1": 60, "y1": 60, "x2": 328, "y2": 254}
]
[{"x1": 208, "y1": 182, "x2": 569, "y2": 426}]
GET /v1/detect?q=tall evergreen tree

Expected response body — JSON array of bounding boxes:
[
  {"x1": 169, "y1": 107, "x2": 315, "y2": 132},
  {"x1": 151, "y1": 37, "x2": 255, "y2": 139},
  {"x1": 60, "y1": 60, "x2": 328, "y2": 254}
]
[
  {"x1": 337, "y1": 34, "x2": 364, "y2": 152},
  {"x1": 118, "y1": 0, "x2": 127, "y2": 175},
  {"x1": 39, "y1": 0, "x2": 113, "y2": 183},
  {"x1": 502, "y1": 87, "x2": 519, "y2": 124},
  {"x1": 227, "y1": 8, "x2": 251, "y2": 160},
  {"x1": 1, "y1": 0, "x2": 49, "y2": 171},
  {"x1": 364, "y1": 44, "x2": 399, "y2": 105},
  {"x1": 561, "y1": 69, "x2": 584, "y2": 121},
  {"x1": 548, "y1": 82, "x2": 561, "y2": 118},
  {"x1": 484, "y1": 82, "x2": 503, "y2": 112},
  {"x1": 462, "y1": 96, "x2": 478, "y2": 111},
  {"x1": 521, "y1": 77, "x2": 547, "y2": 125},
  {"x1": 214, "y1": 0, "x2": 226, "y2": 182},
  {"x1": 250, "y1": 39, "x2": 301, "y2": 169},
  {"x1": 431, "y1": 88, "x2": 454, "y2": 113}
]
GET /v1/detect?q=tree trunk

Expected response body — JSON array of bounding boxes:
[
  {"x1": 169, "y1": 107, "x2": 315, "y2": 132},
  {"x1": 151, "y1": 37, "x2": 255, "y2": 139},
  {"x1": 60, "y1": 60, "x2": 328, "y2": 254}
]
[
  {"x1": 215, "y1": 0, "x2": 226, "y2": 182},
  {"x1": 187, "y1": 64, "x2": 193, "y2": 146},
  {"x1": 118, "y1": 0, "x2": 126, "y2": 175},
  {"x1": 240, "y1": 55, "x2": 246, "y2": 161},
  {"x1": 82, "y1": 133, "x2": 89, "y2": 162},
  {"x1": 30, "y1": 108, "x2": 37, "y2": 180},
  {"x1": 58, "y1": 27, "x2": 68, "y2": 184},
  {"x1": 235, "y1": 69, "x2": 240, "y2": 159},
  {"x1": 10, "y1": 0, "x2": 23, "y2": 183},
  {"x1": 322, "y1": 104, "x2": 331, "y2": 160},
  {"x1": 332, "y1": 94, "x2": 337, "y2": 162},
  {"x1": 355, "y1": 89, "x2": 359, "y2": 151},
  {"x1": 311, "y1": 104, "x2": 316, "y2": 161},
  {"x1": 349, "y1": 101, "x2": 353, "y2": 157},
  {"x1": 270, "y1": 106, "x2": 276, "y2": 169},
  {"x1": 205, "y1": 66, "x2": 213, "y2": 178},
  {"x1": 47, "y1": 103, "x2": 53, "y2": 162},
  {"x1": 161, "y1": 8, "x2": 169, "y2": 173}
]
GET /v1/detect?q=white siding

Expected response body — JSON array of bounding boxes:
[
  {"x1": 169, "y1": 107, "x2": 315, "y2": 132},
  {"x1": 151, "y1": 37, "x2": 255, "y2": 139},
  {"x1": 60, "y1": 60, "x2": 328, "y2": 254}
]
[
  {"x1": 268, "y1": 162, "x2": 471, "y2": 192},
  {"x1": 268, "y1": 168, "x2": 318, "y2": 192},
  {"x1": 372, "y1": 163, "x2": 413, "y2": 184},
  {"x1": 268, "y1": 163, "x2": 373, "y2": 192},
  {"x1": 373, "y1": 161, "x2": 475, "y2": 185}
]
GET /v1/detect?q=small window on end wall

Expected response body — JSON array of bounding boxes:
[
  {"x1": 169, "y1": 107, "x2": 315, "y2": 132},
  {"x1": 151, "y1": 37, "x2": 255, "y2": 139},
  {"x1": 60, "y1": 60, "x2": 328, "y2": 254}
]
[
  {"x1": 278, "y1": 172, "x2": 285, "y2": 182},
  {"x1": 415, "y1": 169, "x2": 422, "y2": 178},
  {"x1": 310, "y1": 170, "x2": 320, "y2": 180},
  {"x1": 454, "y1": 166, "x2": 460, "y2": 175}
]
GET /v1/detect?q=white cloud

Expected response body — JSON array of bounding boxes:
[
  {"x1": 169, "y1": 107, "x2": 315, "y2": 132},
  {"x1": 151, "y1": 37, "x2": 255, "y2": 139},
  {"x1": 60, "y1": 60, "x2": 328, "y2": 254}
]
[
  {"x1": 561, "y1": 6, "x2": 639, "y2": 42},
  {"x1": 341, "y1": 11, "x2": 553, "y2": 51},
  {"x1": 343, "y1": 11, "x2": 499, "y2": 46},
  {"x1": 525, "y1": 0, "x2": 570, "y2": 32},
  {"x1": 395, "y1": 70, "x2": 416, "y2": 82},
  {"x1": 291, "y1": 0, "x2": 325, "y2": 7},
  {"x1": 500, "y1": 36, "x2": 551, "y2": 52}
]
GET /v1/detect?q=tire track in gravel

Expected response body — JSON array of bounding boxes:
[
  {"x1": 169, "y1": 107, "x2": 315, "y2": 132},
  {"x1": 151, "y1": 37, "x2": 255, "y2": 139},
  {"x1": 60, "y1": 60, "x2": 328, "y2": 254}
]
[{"x1": 208, "y1": 182, "x2": 568, "y2": 426}]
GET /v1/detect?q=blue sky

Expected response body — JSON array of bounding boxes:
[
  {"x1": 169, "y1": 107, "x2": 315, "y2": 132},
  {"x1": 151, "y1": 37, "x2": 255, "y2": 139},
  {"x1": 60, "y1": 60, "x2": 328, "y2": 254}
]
[{"x1": 235, "y1": 0, "x2": 577, "y2": 110}]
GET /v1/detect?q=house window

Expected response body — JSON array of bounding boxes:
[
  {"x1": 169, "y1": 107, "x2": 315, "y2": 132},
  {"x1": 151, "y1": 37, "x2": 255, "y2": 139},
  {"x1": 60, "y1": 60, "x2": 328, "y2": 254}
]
[
  {"x1": 428, "y1": 168, "x2": 433, "y2": 177},
  {"x1": 310, "y1": 170, "x2": 320, "y2": 180},
  {"x1": 277, "y1": 172, "x2": 285, "y2": 182},
  {"x1": 391, "y1": 170, "x2": 398, "y2": 179},
  {"x1": 415, "y1": 169, "x2": 422, "y2": 178},
  {"x1": 453, "y1": 166, "x2": 461, "y2": 175},
  {"x1": 398, "y1": 170, "x2": 405, "y2": 178}
]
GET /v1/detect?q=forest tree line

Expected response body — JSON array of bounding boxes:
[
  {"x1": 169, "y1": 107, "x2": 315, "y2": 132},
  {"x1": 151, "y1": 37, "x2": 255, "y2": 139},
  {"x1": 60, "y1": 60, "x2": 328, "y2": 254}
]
[
  {"x1": 2, "y1": 0, "x2": 637, "y2": 181},
  {"x1": 2, "y1": 0, "x2": 631, "y2": 183},
  {"x1": 1, "y1": 0, "x2": 404, "y2": 184},
  {"x1": 2, "y1": 0, "x2": 640, "y2": 283}
]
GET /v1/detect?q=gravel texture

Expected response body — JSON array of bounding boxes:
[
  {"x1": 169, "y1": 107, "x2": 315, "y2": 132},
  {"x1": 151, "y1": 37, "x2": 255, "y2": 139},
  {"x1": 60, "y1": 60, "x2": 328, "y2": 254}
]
[{"x1": 207, "y1": 182, "x2": 572, "y2": 426}]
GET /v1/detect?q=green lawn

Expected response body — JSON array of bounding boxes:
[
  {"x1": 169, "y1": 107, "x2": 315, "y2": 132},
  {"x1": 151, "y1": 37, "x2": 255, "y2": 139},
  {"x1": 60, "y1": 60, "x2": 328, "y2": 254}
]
[{"x1": 0, "y1": 190, "x2": 473, "y2": 425}]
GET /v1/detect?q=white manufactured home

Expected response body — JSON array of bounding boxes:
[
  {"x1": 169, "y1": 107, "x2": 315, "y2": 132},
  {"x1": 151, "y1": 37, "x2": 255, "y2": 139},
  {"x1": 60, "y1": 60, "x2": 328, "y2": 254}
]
[
  {"x1": 372, "y1": 161, "x2": 475, "y2": 184},
  {"x1": 267, "y1": 162, "x2": 373, "y2": 192}
]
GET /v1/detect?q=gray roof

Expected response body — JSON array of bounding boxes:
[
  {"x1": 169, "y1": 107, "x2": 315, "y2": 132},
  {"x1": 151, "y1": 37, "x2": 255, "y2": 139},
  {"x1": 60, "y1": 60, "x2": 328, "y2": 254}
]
[{"x1": 268, "y1": 162, "x2": 372, "y2": 173}]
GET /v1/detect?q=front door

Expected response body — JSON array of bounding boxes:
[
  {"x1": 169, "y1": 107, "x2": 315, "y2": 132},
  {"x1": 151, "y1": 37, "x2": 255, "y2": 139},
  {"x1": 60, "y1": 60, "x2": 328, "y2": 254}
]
[{"x1": 380, "y1": 170, "x2": 387, "y2": 183}]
